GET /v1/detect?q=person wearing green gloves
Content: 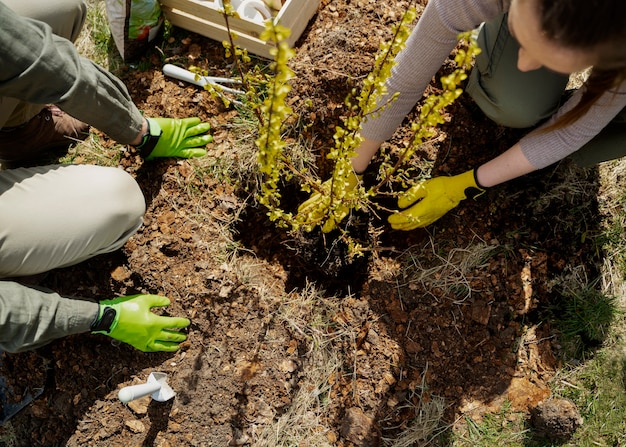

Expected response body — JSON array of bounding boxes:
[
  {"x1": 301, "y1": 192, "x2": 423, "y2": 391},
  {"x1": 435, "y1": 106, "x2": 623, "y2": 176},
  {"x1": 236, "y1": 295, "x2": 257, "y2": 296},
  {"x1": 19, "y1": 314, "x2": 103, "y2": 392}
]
[
  {"x1": 299, "y1": 0, "x2": 626, "y2": 231},
  {"x1": 0, "y1": 0, "x2": 211, "y2": 353}
]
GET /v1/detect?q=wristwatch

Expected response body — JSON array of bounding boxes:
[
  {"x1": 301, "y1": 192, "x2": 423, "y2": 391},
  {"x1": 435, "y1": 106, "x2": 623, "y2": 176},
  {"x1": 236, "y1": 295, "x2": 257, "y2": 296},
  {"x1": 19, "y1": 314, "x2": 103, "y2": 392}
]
[
  {"x1": 90, "y1": 305, "x2": 117, "y2": 333},
  {"x1": 133, "y1": 118, "x2": 162, "y2": 158}
]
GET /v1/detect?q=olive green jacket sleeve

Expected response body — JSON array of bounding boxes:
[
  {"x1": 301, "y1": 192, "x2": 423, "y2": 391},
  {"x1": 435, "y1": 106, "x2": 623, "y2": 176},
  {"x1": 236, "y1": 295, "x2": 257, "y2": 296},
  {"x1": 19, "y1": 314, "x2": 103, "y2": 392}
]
[
  {"x1": 0, "y1": 281, "x2": 98, "y2": 353},
  {"x1": 0, "y1": 1, "x2": 143, "y2": 143}
]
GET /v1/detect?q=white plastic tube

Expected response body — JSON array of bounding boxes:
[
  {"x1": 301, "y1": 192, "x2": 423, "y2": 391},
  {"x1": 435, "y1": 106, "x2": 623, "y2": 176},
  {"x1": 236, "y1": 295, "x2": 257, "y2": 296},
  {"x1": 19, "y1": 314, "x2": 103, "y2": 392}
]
[
  {"x1": 118, "y1": 381, "x2": 162, "y2": 403},
  {"x1": 237, "y1": 0, "x2": 272, "y2": 22},
  {"x1": 162, "y1": 64, "x2": 244, "y2": 95}
]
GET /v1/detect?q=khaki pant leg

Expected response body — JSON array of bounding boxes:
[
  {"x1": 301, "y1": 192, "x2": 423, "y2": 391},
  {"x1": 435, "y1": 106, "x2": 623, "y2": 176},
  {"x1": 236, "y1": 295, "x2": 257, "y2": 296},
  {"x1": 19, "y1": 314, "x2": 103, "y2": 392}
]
[{"x1": 0, "y1": 165, "x2": 145, "y2": 278}]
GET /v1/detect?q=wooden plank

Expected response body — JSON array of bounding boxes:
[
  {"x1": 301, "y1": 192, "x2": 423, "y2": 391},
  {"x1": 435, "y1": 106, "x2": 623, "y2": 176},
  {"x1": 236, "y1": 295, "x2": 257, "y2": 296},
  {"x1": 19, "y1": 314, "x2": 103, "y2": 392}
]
[
  {"x1": 161, "y1": 0, "x2": 265, "y2": 38},
  {"x1": 163, "y1": 7, "x2": 274, "y2": 57},
  {"x1": 160, "y1": 0, "x2": 320, "y2": 58},
  {"x1": 275, "y1": 0, "x2": 320, "y2": 43}
]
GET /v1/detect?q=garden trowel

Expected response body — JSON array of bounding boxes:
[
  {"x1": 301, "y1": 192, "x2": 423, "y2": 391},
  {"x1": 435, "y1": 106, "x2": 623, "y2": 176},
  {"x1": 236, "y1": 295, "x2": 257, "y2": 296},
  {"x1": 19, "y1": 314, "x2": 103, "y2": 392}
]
[
  {"x1": 162, "y1": 64, "x2": 244, "y2": 97},
  {"x1": 118, "y1": 372, "x2": 175, "y2": 403}
]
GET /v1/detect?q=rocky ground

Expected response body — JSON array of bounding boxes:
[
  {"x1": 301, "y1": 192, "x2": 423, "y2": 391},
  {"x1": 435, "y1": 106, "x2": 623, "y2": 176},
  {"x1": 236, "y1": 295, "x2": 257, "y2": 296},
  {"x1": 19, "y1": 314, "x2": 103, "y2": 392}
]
[{"x1": 0, "y1": 0, "x2": 600, "y2": 445}]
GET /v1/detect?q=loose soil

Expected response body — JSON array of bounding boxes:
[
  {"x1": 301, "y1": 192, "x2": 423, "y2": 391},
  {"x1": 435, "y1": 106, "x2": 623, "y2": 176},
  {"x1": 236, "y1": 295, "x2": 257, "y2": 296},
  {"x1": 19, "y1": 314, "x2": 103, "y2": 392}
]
[{"x1": 0, "y1": 0, "x2": 604, "y2": 445}]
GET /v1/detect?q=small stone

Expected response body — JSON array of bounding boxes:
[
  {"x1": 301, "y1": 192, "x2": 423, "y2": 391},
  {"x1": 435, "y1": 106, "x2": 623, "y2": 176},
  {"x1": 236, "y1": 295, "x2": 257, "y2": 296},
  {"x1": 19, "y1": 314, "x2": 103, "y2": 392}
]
[
  {"x1": 326, "y1": 431, "x2": 338, "y2": 443},
  {"x1": 279, "y1": 359, "x2": 297, "y2": 373},
  {"x1": 470, "y1": 299, "x2": 492, "y2": 325},
  {"x1": 125, "y1": 419, "x2": 146, "y2": 433}
]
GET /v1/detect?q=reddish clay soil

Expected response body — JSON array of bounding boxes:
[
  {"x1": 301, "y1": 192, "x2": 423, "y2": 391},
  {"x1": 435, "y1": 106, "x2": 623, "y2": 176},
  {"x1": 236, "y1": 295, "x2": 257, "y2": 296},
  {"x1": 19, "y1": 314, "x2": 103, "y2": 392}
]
[{"x1": 0, "y1": 0, "x2": 602, "y2": 445}]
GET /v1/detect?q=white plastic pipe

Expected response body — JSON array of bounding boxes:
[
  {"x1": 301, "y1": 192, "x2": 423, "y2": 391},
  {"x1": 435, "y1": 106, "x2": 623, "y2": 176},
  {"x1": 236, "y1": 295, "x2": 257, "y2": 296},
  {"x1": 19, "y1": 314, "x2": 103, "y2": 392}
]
[
  {"x1": 237, "y1": 0, "x2": 272, "y2": 22},
  {"x1": 118, "y1": 381, "x2": 161, "y2": 403}
]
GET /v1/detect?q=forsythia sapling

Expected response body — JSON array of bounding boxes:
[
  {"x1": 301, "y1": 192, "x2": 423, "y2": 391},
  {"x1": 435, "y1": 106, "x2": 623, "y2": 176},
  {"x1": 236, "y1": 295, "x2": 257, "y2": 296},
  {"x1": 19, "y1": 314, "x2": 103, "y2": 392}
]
[
  {"x1": 255, "y1": 8, "x2": 419, "y2": 232},
  {"x1": 255, "y1": 24, "x2": 296, "y2": 225},
  {"x1": 375, "y1": 32, "x2": 481, "y2": 191},
  {"x1": 249, "y1": 9, "x2": 480, "y2": 253}
]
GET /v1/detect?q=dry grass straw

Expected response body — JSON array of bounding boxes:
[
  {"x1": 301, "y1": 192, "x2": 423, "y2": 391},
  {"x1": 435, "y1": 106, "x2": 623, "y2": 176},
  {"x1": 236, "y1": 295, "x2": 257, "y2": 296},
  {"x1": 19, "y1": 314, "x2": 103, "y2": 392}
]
[
  {"x1": 255, "y1": 281, "x2": 449, "y2": 446},
  {"x1": 253, "y1": 282, "x2": 344, "y2": 446},
  {"x1": 0, "y1": 422, "x2": 18, "y2": 447},
  {"x1": 397, "y1": 236, "x2": 499, "y2": 304},
  {"x1": 381, "y1": 367, "x2": 447, "y2": 447}
]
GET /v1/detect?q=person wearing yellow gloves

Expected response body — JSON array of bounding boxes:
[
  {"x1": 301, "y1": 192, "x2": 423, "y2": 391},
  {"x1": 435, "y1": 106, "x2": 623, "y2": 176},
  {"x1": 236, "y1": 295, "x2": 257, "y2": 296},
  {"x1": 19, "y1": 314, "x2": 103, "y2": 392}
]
[
  {"x1": 386, "y1": 170, "x2": 485, "y2": 231},
  {"x1": 300, "y1": 0, "x2": 626, "y2": 231},
  {"x1": 0, "y1": 0, "x2": 211, "y2": 352}
]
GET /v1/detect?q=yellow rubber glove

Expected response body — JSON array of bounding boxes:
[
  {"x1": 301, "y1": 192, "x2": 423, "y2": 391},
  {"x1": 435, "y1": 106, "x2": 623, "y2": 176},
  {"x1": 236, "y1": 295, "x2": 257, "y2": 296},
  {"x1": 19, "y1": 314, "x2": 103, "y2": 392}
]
[
  {"x1": 388, "y1": 169, "x2": 485, "y2": 231},
  {"x1": 91, "y1": 294, "x2": 190, "y2": 352},
  {"x1": 297, "y1": 171, "x2": 361, "y2": 233}
]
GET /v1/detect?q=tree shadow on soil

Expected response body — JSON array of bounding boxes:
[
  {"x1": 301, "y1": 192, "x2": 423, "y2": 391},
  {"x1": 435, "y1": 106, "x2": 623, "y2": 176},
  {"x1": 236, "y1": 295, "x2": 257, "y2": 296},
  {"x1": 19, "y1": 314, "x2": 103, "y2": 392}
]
[
  {"x1": 233, "y1": 92, "x2": 606, "y2": 441},
  {"x1": 0, "y1": 245, "x2": 182, "y2": 446}
]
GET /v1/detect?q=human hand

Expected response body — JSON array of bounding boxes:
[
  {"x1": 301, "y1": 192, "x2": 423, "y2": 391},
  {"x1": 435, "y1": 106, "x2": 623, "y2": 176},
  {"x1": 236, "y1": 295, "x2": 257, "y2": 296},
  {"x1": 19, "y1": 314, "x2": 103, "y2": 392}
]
[
  {"x1": 297, "y1": 171, "x2": 361, "y2": 233},
  {"x1": 143, "y1": 117, "x2": 213, "y2": 160},
  {"x1": 387, "y1": 169, "x2": 485, "y2": 230},
  {"x1": 91, "y1": 294, "x2": 190, "y2": 352}
]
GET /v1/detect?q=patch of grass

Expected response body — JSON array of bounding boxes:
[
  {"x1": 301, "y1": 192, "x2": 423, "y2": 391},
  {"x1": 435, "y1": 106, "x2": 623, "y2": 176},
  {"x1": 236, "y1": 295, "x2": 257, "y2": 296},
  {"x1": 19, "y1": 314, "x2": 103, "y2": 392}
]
[
  {"x1": 76, "y1": 0, "x2": 122, "y2": 72},
  {"x1": 551, "y1": 347, "x2": 626, "y2": 447},
  {"x1": 595, "y1": 160, "x2": 626, "y2": 274},
  {"x1": 542, "y1": 160, "x2": 626, "y2": 446},
  {"x1": 451, "y1": 401, "x2": 530, "y2": 446},
  {"x1": 58, "y1": 134, "x2": 124, "y2": 167},
  {"x1": 549, "y1": 278, "x2": 618, "y2": 358}
]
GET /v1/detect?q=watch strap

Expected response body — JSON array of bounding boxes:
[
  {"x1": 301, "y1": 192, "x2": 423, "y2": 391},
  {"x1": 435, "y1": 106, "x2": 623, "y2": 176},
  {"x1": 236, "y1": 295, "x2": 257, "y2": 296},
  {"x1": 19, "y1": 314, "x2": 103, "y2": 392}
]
[
  {"x1": 133, "y1": 118, "x2": 162, "y2": 158},
  {"x1": 90, "y1": 305, "x2": 117, "y2": 333}
]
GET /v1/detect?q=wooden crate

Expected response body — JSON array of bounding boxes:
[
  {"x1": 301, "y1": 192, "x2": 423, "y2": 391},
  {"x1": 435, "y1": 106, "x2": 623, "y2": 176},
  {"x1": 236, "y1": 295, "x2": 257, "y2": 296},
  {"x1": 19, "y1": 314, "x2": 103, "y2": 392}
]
[{"x1": 160, "y1": 0, "x2": 320, "y2": 58}]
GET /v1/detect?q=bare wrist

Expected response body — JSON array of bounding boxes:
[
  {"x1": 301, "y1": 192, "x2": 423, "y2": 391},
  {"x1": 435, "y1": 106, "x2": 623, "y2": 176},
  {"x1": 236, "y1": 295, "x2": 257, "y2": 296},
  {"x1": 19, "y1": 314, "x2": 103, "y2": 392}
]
[{"x1": 131, "y1": 118, "x2": 149, "y2": 146}]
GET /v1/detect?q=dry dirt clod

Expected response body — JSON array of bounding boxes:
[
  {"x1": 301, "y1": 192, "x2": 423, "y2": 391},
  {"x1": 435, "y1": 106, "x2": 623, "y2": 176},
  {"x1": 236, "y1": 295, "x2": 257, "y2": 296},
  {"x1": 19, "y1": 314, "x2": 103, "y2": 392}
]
[
  {"x1": 124, "y1": 419, "x2": 146, "y2": 433},
  {"x1": 340, "y1": 407, "x2": 381, "y2": 447},
  {"x1": 529, "y1": 398, "x2": 583, "y2": 441}
]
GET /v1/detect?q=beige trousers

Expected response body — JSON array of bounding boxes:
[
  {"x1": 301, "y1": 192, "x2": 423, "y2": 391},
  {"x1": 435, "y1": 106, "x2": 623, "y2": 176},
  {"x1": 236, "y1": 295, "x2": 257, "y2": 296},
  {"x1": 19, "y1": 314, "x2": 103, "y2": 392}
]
[{"x1": 0, "y1": 164, "x2": 146, "y2": 277}]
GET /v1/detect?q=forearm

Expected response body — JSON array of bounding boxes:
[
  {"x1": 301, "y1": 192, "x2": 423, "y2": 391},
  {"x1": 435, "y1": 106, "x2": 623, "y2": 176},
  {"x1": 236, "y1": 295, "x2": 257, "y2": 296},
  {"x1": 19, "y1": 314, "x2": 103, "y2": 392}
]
[
  {"x1": 475, "y1": 142, "x2": 537, "y2": 188},
  {"x1": 0, "y1": 4, "x2": 144, "y2": 143},
  {"x1": 361, "y1": 0, "x2": 506, "y2": 142},
  {"x1": 0, "y1": 281, "x2": 97, "y2": 353},
  {"x1": 352, "y1": 138, "x2": 383, "y2": 173},
  {"x1": 58, "y1": 57, "x2": 145, "y2": 143}
]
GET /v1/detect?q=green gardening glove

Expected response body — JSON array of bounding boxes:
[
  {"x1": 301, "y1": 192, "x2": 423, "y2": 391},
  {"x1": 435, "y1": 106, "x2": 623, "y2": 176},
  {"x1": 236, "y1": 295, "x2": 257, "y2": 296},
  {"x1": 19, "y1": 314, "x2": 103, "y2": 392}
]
[
  {"x1": 91, "y1": 294, "x2": 190, "y2": 352},
  {"x1": 388, "y1": 169, "x2": 485, "y2": 231},
  {"x1": 297, "y1": 171, "x2": 361, "y2": 233},
  {"x1": 138, "y1": 117, "x2": 213, "y2": 160}
]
